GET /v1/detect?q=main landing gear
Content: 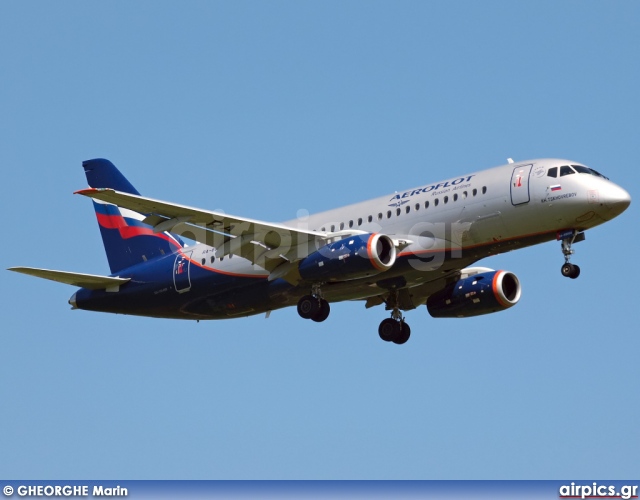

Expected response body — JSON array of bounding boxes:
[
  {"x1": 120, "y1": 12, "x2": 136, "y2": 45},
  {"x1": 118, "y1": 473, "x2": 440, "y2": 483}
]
[
  {"x1": 297, "y1": 284, "x2": 330, "y2": 323},
  {"x1": 559, "y1": 229, "x2": 585, "y2": 279},
  {"x1": 378, "y1": 309, "x2": 411, "y2": 345},
  {"x1": 378, "y1": 289, "x2": 411, "y2": 345}
]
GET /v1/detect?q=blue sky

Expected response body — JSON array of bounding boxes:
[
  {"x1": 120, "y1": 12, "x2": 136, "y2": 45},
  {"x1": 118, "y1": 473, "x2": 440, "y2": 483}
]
[{"x1": 1, "y1": 1, "x2": 638, "y2": 479}]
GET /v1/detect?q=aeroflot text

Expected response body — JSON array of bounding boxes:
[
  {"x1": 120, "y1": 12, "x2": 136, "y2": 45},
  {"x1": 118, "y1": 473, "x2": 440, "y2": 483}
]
[
  {"x1": 15, "y1": 485, "x2": 128, "y2": 497},
  {"x1": 389, "y1": 175, "x2": 475, "y2": 202}
]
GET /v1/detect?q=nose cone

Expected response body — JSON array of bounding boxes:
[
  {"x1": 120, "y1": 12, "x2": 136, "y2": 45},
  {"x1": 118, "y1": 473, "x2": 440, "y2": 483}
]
[{"x1": 602, "y1": 183, "x2": 631, "y2": 219}]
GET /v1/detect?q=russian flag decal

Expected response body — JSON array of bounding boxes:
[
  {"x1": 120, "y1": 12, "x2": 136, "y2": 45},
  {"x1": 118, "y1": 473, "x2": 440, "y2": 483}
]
[{"x1": 550, "y1": 185, "x2": 562, "y2": 192}]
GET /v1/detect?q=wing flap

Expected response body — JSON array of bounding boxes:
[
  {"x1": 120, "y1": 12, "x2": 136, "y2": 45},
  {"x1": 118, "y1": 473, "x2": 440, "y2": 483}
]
[{"x1": 8, "y1": 267, "x2": 130, "y2": 290}]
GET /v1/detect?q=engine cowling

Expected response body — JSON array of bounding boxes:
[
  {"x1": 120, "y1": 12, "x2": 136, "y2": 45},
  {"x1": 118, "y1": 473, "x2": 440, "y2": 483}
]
[
  {"x1": 426, "y1": 270, "x2": 521, "y2": 318},
  {"x1": 298, "y1": 233, "x2": 396, "y2": 282}
]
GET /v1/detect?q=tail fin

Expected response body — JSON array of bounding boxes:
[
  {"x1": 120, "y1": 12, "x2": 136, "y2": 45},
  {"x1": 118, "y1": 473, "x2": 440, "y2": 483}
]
[{"x1": 83, "y1": 159, "x2": 184, "y2": 274}]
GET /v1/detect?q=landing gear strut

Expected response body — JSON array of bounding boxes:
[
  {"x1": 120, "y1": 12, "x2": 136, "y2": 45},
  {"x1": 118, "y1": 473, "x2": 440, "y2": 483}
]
[
  {"x1": 559, "y1": 229, "x2": 584, "y2": 279},
  {"x1": 378, "y1": 293, "x2": 411, "y2": 345},
  {"x1": 297, "y1": 284, "x2": 330, "y2": 323}
]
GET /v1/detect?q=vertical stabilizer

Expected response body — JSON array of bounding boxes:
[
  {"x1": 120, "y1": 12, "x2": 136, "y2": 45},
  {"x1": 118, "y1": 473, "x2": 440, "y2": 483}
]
[{"x1": 82, "y1": 159, "x2": 184, "y2": 274}]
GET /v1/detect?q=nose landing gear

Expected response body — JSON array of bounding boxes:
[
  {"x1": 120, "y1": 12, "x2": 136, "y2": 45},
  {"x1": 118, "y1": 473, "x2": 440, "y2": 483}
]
[
  {"x1": 561, "y1": 262, "x2": 581, "y2": 279},
  {"x1": 558, "y1": 229, "x2": 585, "y2": 279}
]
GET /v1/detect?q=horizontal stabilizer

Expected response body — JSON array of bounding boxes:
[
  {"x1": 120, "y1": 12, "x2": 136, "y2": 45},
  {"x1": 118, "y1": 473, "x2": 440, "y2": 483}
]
[{"x1": 8, "y1": 267, "x2": 130, "y2": 290}]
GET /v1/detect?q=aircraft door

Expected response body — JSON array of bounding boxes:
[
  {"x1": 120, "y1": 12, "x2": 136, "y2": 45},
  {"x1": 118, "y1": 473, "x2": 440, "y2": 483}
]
[
  {"x1": 510, "y1": 164, "x2": 533, "y2": 206},
  {"x1": 173, "y1": 251, "x2": 192, "y2": 293}
]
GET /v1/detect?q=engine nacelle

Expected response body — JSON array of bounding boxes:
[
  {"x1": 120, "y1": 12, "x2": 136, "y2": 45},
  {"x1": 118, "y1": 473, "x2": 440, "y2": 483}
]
[
  {"x1": 298, "y1": 233, "x2": 396, "y2": 282},
  {"x1": 426, "y1": 270, "x2": 521, "y2": 318}
]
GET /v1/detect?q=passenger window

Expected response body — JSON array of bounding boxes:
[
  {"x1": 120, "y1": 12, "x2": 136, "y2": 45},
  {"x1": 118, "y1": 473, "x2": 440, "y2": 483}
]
[
  {"x1": 387, "y1": 210, "x2": 392, "y2": 219},
  {"x1": 210, "y1": 256, "x2": 215, "y2": 264},
  {"x1": 472, "y1": 189, "x2": 477, "y2": 196},
  {"x1": 348, "y1": 220, "x2": 353, "y2": 228},
  {"x1": 560, "y1": 165, "x2": 575, "y2": 176},
  {"x1": 368, "y1": 215, "x2": 373, "y2": 223},
  {"x1": 547, "y1": 167, "x2": 558, "y2": 178},
  {"x1": 378, "y1": 213, "x2": 383, "y2": 220},
  {"x1": 201, "y1": 258, "x2": 206, "y2": 265},
  {"x1": 321, "y1": 227, "x2": 325, "y2": 232},
  {"x1": 415, "y1": 203, "x2": 420, "y2": 211},
  {"x1": 357, "y1": 218, "x2": 363, "y2": 226},
  {"x1": 425, "y1": 201, "x2": 429, "y2": 209},
  {"x1": 396, "y1": 208, "x2": 401, "y2": 216},
  {"x1": 444, "y1": 196, "x2": 448, "y2": 204},
  {"x1": 453, "y1": 194, "x2": 458, "y2": 202},
  {"x1": 340, "y1": 222, "x2": 345, "y2": 230},
  {"x1": 482, "y1": 186, "x2": 487, "y2": 194},
  {"x1": 331, "y1": 225, "x2": 335, "y2": 232},
  {"x1": 463, "y1": 191, "x2": 467, "y2": 199},
  {"x1": 434, "y1": 198, "x2": 439, "y2": 206},
  {"x1": 405, "y1": 206, "x2": 411, "y2": 214}
]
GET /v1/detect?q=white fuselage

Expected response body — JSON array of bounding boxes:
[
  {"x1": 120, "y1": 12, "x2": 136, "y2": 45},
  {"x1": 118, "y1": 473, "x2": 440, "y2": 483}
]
[{"x1": 190, "y1": 158, "x2": 628, "y2": 298}]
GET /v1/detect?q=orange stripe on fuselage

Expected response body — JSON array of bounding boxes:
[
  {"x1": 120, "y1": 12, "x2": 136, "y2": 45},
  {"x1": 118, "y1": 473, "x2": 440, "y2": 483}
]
[{"x1": 179, "y1": 250, "x2": 269, "y2": 280}]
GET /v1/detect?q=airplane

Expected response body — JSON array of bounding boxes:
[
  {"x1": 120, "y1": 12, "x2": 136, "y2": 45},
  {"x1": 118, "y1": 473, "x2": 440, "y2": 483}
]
[{"x1": 9, "y1": 157, "x2": 631, "y2": 345}]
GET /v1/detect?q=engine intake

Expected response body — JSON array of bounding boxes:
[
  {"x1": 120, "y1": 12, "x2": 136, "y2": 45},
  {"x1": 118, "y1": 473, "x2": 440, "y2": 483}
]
[
  {"x1": 426, "y1": 270, "x2": 521, "y2": 318},
  {"x1": 299, "y1": 233, "x2": 396, "y2": 282}
]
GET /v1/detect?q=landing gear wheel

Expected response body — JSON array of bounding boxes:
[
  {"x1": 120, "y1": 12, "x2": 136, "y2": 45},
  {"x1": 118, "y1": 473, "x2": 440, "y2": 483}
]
[
  {"x1": 378, "y1": 318, "x2": 400, "y2": 342},
  {"x1": 311, "y1": 299, "x2": 330, "y2": 322},
  {"x1": 561, "y1": 263, "x2": 581, "y2": 279},
  {"x1": 393, "y1": 322, "x2": 411, "y2": 345},
  {"x1": 571, "y1": 264, "x2": 581, "y2": 279},
  {"x1": 297, "y1": 295, "x2": 320, "y2": 319}
]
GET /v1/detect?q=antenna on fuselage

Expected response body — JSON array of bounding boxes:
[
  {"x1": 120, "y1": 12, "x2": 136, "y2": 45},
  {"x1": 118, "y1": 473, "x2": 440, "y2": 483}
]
[{"x1": 507, "y1": 158, "x2": 514, "y2": 164}]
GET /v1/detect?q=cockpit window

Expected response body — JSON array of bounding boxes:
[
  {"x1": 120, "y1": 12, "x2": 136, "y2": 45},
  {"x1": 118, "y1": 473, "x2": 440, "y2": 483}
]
[
  {"x1": 570, "y1": 164, "x2": 609, "y2": 180},
  {"x1": 560, "y1": 165, "x2": 609, "y2": 180},
  {"x1": 589, "y1": 168, "x2": 608, "y2": 180},
  {"x1": 560, "y1": 165, "x2": 575, "y2": 177},
  {"x1": 572, "y1": 165, "x2": 592, "y2": 174},
  {"x1": 547, "y1": 167, "x2": 558, "y2": 178}
]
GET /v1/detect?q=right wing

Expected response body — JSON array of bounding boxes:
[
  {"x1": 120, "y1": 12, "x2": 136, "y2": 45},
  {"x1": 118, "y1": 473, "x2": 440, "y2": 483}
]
[
  {"x1": 75, "y1": 188, "x2": 332, "y2": 273},
  {"x1": 8, "y1": 267, "x2": 130, "y2": 290}
]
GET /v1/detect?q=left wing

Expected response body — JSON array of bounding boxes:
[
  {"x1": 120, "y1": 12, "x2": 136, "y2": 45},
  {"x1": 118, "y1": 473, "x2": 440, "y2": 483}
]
[
  {"x1": 8, "y1": 267, "x2": 130, "y2": 290},
  {"x1": 76, "y1": 188, "x2": 330, "y2": 272}
]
